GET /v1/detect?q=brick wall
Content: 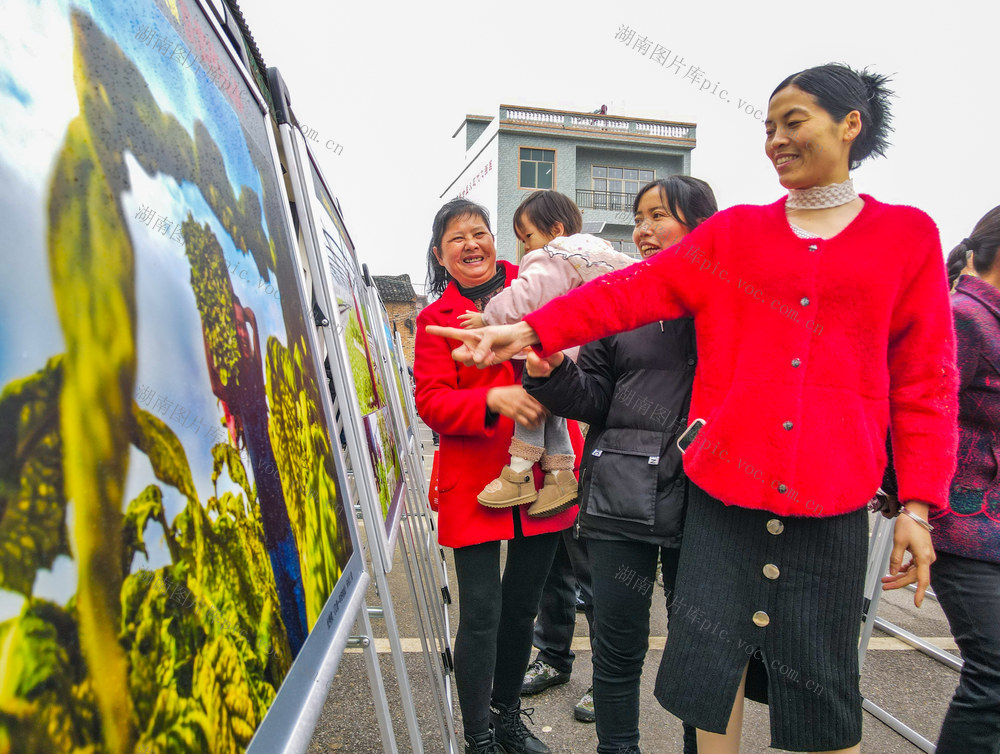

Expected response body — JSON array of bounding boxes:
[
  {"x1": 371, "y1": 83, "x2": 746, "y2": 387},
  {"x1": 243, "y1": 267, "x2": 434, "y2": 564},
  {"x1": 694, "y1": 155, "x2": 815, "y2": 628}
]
[{"x1": 385, "y1": 301, "x2": 419, "y2": 365}]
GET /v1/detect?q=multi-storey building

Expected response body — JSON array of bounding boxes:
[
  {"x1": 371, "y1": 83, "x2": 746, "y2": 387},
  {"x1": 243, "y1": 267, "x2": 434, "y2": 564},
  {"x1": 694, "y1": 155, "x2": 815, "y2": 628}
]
[{"x1": 442, "y1": 104, "x2": 697, "y2": 262}]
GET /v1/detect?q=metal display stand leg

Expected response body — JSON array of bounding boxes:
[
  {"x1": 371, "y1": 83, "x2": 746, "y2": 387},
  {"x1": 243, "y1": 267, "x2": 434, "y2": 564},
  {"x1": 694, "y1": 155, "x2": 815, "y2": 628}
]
[
  {"x1": 406, "y1": 498, "x2": 457, "y2": 740},
  {"x1": 333, "y1": 403, "x2": 456, "y2": 754},
  {"x1": 858, "y1": 513, "x2": 898, "y2": 670},
  {"x1": 862, "y1": 698, "x2": 936, "y2": 752},
  {"x1": 872, "y1": 574, "x2": 961, "y2": 671},
  {"x1": 401, "y1": 436, "x2": 457, "y2": 724},
  {"x1": 402, "y1": 438, "x2": 450, "y2": 642},
  {"x1": 336, "y1": 411, "x2": 445, "y2": 754},
  {"x1": 369, "y1": 558, "x2": 426, "y2": 754},
  {"x1": 389, "y1": 424, "x2": 457, "y2": 750},
  {"x1": 394, "y1": 338, "x2": 455, "y2": 698},
  {"x1": 355, "y1": 600, "x2": 399, "y2": 754},
  {"x1": 858, "y1": 513, "x2": 959, "y2": 753},
  {"x1": 397, "y1": 504, "x2": 459, "y2": 752},
  {"x1": 873, "y1": 618, "x2": 963, "y2": 673}
]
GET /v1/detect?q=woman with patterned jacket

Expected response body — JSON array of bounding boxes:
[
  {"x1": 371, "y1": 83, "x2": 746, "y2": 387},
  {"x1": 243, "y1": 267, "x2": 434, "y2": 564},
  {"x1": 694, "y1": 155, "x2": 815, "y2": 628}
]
[{"x1": 888, "y1": 208, "x2": 1000, "y2": 752}]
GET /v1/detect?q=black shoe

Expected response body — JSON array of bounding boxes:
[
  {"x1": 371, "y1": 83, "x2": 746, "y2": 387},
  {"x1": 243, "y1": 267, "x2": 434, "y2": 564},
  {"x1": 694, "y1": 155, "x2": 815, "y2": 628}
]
[
  {"x1": 573, "y1": 686, "x2": 595, "y2": 723},
  {"x1": 490, "y1": 699, "x2": 550, "y2": 754},
  {"x1": 520, "y1": 658, "x2": 570, "y2": 695},
  {"x1": 464, "y1": 726, "x2": 505, "y2": 753}
]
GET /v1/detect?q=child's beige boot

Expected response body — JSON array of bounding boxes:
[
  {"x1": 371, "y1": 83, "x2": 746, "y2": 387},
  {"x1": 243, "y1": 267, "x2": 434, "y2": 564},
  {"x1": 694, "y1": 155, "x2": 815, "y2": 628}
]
[
  {"x1": 528, "y1": 454, "x2": 577, "y2": 517},
  {"x1": 478, "y1": 466, "x2": 538, "y2": 508}
]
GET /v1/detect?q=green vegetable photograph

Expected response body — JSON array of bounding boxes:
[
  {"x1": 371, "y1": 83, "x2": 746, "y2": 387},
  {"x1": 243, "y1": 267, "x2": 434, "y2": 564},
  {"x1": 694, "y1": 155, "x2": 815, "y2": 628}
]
[{"x1": 0, "y1": 1, "x2": 358, "y2": 751}]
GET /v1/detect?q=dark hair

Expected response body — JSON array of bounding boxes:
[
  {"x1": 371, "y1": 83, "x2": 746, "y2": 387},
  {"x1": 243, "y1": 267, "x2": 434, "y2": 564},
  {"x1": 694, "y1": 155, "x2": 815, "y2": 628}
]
[
  {"x1": 513, "y1": 190, "x2": 583, "y2": 239},
  {"x1": 947, "y1": 205, "x2": 1000, "y2": 287},
  {"x1": 425, "y1": 198, "x2": 492, "y2": 297},
  {"x1": 770, "y1": 63, "x2": 894, "y2": 170},
  {"x1": 945, "y1": 245, "x2": 972, "y2": 289},
  {"x1": 632, "y1": 175, "x2": 719, "y2": 229}
]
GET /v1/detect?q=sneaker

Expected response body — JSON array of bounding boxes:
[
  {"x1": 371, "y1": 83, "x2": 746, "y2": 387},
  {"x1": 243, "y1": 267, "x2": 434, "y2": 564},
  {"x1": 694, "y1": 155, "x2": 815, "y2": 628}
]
[
  {"x1": 521, "y1": 658, "x2": 570, "y2": 695},
  {"x1": 527, "y1": 470, "x2": 578, "y2": 517},
  {"x1": 490, "y1": 699, "x2": 550, "y2": 754},
  {"x1": 573, "y1": 687, "x2": 595, "y2": 723},
  {"x1": 464, "y1": 725, "x2": 504, "y2": 753},
  {"x1": 478, "y1": 466, "x2": 538, "y2": 508}
]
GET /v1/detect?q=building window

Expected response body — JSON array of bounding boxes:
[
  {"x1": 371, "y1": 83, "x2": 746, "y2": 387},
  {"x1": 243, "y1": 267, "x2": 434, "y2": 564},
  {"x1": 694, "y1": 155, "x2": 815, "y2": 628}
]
[
  {"x1": 520, "y1": 148, "x2": 555, "y2": 189},
  {"x1": 605, "y1": 239, "x2": 641, "y2": 259},
  {"x1": 590, "y1": 166, "x2": 654, "y2": 209}
]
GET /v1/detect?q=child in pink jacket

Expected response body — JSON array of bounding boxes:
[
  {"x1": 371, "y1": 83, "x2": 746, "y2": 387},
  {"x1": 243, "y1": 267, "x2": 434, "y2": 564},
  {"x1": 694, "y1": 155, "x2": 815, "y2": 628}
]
[{"x1": 461, "y1": 190, "x2": 634, "y2": 517}]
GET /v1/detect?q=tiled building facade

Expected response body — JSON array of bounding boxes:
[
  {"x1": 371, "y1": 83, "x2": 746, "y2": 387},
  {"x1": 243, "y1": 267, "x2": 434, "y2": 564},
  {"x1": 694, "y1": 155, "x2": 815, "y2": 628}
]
[{"x1": 442, "y1": 105, "x2": 698, "y2": 262}]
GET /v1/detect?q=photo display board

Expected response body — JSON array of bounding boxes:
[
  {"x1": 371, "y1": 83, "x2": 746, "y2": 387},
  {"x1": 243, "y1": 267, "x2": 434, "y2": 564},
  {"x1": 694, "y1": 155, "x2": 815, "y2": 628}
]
[
  {"x1": 281, "y1": 132, "x2": 406, "y2": 571},
  {"x1": 395, "y1": 330, "x2": 421, "y2": 442},
  {"x1": 363, "y1": 286, "x2": 420, "y2": 466},
  {"x1": 377, "y1": 307, "x2": 415, "y2": 444},
  {"x1": 0, "y1": 1, "x2": 365, "y2": 751}
]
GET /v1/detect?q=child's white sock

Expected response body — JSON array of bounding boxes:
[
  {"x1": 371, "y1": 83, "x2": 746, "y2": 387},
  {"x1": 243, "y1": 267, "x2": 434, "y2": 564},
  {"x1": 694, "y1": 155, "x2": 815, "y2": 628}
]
[{"x1": 509, "y1": 456, "x2": 533, "y2": 473}]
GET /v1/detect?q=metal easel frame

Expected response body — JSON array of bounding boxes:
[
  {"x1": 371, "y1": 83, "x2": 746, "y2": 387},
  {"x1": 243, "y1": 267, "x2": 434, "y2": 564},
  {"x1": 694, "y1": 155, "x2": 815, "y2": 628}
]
[
  {"x1": 858, "y1": 513, "x2": 962, "y2": 753},
  {"x1": 360, "y1": 282, "x2": 458, "y2": 752},
  {"x1": 268, "y1": 71, "x2": 456, "y2": 751},
  {"x1": 278, "y1": 125, "x2": 424, "y2": 752}
]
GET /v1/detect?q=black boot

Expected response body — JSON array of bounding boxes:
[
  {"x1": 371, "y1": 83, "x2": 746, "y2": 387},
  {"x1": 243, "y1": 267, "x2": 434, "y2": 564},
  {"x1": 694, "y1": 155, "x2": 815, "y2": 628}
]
[
  {"x1": 490, "y1": 699, "x2": 550, "y2": 753},
  {"x1": 464, "y1": 726, "x2": 505, "y2": 753}
]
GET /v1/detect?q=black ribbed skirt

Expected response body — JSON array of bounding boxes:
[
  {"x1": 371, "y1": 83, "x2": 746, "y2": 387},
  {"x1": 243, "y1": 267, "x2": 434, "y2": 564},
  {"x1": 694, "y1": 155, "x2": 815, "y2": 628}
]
[{"x1": 653, "y1": 484, "x2": 867, "y2": 751}]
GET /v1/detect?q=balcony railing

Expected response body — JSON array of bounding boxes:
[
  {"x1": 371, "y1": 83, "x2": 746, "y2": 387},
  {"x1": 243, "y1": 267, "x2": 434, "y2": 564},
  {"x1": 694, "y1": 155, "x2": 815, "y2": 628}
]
[
  {"x1": 577, "y1": 190, "x2": 637, "y2": 212},
  {"x1": 501, "y1": 106, "x2": 696, "y2": 141}
]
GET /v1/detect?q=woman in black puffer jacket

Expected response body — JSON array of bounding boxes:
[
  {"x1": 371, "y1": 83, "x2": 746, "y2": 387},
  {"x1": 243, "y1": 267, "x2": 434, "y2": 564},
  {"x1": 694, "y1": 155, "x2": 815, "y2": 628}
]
[{"x1": 524, "y1": 176, "x2": 717, "y2": 754}]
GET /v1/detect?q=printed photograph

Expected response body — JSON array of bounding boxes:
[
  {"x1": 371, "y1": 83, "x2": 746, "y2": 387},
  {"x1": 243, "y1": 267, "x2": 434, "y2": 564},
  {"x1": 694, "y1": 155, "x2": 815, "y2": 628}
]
[
  {"x1": 362, "y1": 407, "x2": 405, "y2": 521},
  {"x1": 0, "y1": 1, "x2": 357, "y2": 751},
  {"x1": 312, "y1": 171, "x2": 387, "y2": 417}
]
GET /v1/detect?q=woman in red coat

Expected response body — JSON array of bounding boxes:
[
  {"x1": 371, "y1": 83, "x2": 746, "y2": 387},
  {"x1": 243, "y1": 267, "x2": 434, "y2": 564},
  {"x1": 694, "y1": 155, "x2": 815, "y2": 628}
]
[
  {"x1": 414, "y1": 198, "x2": 579, "y2": 754},
  {"x1": 430, "y1": 65, "x2": 959, "y2": 754}
]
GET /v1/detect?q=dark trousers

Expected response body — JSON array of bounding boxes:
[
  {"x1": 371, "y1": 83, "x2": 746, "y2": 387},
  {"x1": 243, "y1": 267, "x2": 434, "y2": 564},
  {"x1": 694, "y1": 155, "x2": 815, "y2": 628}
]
[
  {"x1": 452, "y1": 515, "x2": 561, "y2": 736},
  {"x1": 533, "y1": 530, "x2": 594, "y2": 674},
  {"x1": 931, "y1": 551, "x2": 1000, "y2": 753},
  {"x1": 589, "y1": 539, "x2": 697, "y2": 754}
]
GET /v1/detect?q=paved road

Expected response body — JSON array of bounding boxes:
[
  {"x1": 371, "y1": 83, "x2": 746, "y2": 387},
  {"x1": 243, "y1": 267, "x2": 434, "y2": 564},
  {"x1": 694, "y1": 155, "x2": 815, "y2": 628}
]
[{"x1": 307, "y1": 422, "x2": 959, "y2": 753}]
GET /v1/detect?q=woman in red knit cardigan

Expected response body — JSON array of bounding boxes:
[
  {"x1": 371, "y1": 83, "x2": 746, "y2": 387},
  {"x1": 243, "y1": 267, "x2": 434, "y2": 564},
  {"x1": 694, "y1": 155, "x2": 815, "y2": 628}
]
[{"x1": 430, "y1": 64, "x2": 959, "y2": 754}]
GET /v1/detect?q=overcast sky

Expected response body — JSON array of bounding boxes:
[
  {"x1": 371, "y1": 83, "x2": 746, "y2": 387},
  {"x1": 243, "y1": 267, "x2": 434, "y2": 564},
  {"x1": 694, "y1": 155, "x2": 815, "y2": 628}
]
[{"x1": 237, "y1": 0, "x2": 996, "y2": 293}]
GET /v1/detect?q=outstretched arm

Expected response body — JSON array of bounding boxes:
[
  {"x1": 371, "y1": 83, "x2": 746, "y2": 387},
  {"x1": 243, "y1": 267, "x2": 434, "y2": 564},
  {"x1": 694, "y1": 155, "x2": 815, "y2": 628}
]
[
  {"x1": 481, "y1": 252, "x2": 577, "y2": 325},
  {"x1": 424, "y1": 320, "x2": 540, "y2": 368},
  {"x1": 427, "y1": 231, "x2": 711, "y2": 366}
]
